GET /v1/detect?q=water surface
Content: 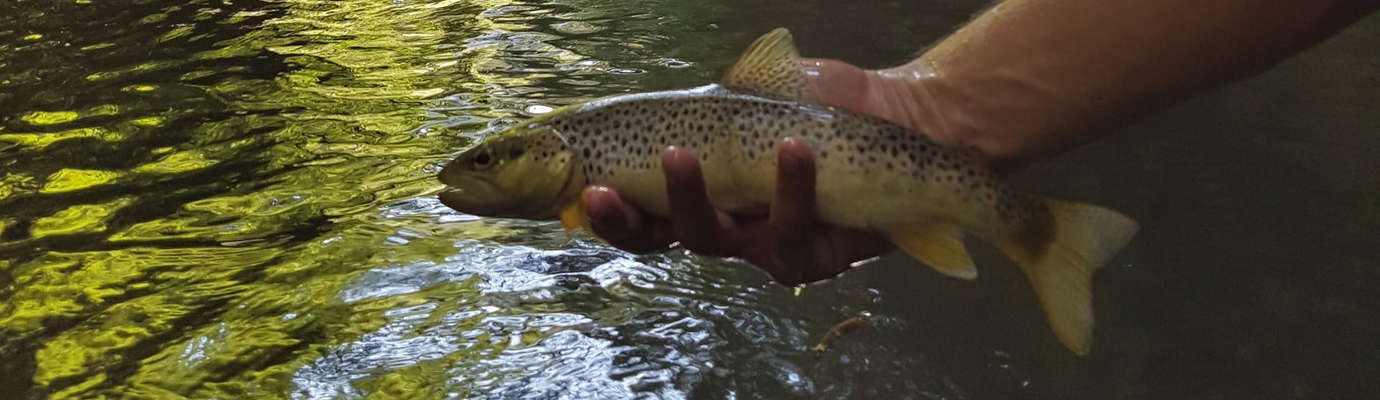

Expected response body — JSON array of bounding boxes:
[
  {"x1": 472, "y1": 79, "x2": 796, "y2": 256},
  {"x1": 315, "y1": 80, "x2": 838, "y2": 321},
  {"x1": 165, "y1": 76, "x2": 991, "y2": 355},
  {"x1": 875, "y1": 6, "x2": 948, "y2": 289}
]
[{"x1": 1, "y1": 0, "x2": 1377, "y2": 398}]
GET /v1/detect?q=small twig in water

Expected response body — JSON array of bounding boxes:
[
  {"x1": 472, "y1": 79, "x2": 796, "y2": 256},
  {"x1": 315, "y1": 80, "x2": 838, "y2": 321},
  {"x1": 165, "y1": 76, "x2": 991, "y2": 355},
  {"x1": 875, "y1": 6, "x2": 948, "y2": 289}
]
[{"x1": 811, "y1": 311, "x2": 872, "y2": 354}]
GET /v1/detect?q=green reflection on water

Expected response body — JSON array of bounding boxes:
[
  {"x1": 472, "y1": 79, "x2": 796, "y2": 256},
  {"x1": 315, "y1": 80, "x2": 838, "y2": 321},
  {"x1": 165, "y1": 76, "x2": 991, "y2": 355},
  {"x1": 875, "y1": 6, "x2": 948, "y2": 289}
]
[
  {"x1": 30, "y1": 197, "x2": 134, "y2": 237},
  {"x1": 0, "y1": 127, "x2": 123, "y2": 149},
  {"x1": 0, "y1": 0, "x2": 723, "y2": 397},
  {"x1": 20, "y1": 111, "x2": 80, "y2": 126},
  {"x1": 40, "y1": 169, "x2": 120, "y2": 194},
  {"x1": 0, "y1": 0, "x2": 904, "y2": 395}
]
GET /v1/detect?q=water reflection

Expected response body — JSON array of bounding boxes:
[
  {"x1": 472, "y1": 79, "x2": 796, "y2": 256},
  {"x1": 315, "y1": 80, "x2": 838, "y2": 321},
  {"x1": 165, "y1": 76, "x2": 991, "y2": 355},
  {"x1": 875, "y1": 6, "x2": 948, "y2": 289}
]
[
  {"x1": 0, "y1": 0, "x2": 874, "y2": 398},
  {"x1": 3, "y1": 0, "x2": 1378, "y2": 398}
]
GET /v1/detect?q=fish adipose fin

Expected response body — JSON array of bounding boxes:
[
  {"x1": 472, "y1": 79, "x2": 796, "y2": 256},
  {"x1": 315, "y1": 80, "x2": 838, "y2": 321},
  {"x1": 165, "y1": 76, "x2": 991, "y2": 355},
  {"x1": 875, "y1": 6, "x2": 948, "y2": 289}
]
[
  {"x1": 995, "y1": 198, "x2": 1139, "y2": 356},
  {"x1": 886, "y1": 223, "x2": 977, "y2": 280},
  {"x1": 722, "y1": 28, "x2": 819, "y2": 102}
]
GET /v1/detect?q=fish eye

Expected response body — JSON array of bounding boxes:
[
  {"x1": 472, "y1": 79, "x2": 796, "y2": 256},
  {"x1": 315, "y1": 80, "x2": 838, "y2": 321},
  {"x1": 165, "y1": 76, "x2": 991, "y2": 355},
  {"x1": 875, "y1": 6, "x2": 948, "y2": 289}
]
[{"x1": 474, "y1": 152, "x2": 492, "y2": 167}]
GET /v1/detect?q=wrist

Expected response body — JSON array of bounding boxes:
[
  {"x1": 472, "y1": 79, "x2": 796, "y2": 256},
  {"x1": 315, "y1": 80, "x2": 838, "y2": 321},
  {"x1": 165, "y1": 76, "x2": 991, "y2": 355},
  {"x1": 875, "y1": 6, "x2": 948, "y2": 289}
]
[{"x1": 874, "y1": 59, "x2": 1037, "y2": 173}]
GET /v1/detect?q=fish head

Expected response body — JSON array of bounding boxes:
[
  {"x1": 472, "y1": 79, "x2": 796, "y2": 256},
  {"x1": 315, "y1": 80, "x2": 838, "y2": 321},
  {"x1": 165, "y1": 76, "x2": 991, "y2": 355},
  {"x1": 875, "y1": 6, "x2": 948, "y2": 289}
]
[{"x1": 438, "y1": 119, "x2": 582, "y2": 220}]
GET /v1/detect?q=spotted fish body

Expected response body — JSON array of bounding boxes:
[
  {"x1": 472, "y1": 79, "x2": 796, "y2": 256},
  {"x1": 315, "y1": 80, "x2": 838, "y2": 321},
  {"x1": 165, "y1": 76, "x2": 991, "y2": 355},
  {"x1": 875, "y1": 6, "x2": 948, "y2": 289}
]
[
  {"x1": 438, "y1": 29, "x2": 1139, "y2": 356},
  {"x1": 539, "y1": 84, "x2": 1033, "y2": 238}
]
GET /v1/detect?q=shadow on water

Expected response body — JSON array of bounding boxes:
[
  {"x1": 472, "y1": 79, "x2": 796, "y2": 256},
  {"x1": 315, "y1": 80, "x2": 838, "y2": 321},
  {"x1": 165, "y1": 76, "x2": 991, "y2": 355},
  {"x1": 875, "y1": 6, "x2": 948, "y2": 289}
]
[{"x1": 0, "y1": 0, "x2": 1376, "y2": 398}]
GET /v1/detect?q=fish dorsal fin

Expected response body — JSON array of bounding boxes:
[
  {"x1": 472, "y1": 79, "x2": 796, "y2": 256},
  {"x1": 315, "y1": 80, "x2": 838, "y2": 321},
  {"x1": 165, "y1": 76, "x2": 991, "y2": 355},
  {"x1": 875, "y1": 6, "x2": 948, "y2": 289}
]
[{"x1": 722, "y1": 28, "x2": 817, "y2": 101}]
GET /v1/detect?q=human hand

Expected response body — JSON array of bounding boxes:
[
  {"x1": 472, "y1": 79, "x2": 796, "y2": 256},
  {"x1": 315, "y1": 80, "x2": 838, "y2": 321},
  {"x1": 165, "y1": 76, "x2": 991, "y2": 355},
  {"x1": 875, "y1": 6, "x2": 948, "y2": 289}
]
[
  {"x1": 582, "y1": 137, "x2": 892, "y2": 285},
  {"x1": 582, "y1": 58, "x2": 954, "y2": 285}
]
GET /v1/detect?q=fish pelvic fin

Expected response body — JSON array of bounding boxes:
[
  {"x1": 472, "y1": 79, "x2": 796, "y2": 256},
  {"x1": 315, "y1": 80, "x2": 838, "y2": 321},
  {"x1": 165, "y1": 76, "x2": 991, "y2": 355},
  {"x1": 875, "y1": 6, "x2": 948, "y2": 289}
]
[
  {"x1": 722, "y1": 28, "x2": 818, "y2": 101},
  {"x1": 886, "y1": 223, "x2": 977, "y2": 280},
  {"x1": 996, "y1": 197, "x2": 1139, "y2": 356}
]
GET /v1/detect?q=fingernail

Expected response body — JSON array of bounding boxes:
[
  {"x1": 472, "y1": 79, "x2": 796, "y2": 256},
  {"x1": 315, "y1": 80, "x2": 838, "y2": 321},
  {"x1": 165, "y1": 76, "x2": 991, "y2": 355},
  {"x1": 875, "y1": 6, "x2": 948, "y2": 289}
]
[
  {"x1": 778, "y1": 137, "x2": 812, "y2": 167},
  {"x1": 664, "y1": 145, "x2": 693, "y2": 161},
  {"x1": 780, "y1": 136, "x2": 809, "y2": 151},
  {"x1": 583, "y1": 187, "x2": 616, "y2": 218}
]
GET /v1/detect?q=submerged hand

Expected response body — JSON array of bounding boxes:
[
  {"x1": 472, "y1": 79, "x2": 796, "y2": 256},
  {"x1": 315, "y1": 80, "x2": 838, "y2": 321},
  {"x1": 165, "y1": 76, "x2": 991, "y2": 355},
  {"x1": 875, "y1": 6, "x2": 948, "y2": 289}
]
[{"x1": 583, "y1": 58, "x2": 951, "y2": 285}]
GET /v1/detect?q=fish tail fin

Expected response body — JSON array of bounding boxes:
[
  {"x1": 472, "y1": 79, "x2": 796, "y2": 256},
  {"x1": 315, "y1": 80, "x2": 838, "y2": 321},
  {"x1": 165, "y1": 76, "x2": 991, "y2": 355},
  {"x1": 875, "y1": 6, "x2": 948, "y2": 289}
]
[{"x1": 995, "y1": 197, "x2": 1138, "y2": 356}]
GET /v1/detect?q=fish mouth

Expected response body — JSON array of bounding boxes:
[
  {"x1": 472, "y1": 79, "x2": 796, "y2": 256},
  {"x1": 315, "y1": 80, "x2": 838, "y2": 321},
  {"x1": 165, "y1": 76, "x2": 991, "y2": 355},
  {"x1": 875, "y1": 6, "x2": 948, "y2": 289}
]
[
  {"x1": 436, "y1": 185, "x2": 473, "y2": 213},
  {"x1": 436, "y1": 173, "x2": 516, "y2": 217},
  {"x1": 435, "y1": 148, "x2": 579, "y2": 220}
]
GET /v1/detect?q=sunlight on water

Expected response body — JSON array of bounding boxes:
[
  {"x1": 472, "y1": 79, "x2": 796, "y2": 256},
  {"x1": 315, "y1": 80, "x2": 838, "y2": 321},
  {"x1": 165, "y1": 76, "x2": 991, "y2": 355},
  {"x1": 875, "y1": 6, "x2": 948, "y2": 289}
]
[
  {"x1": 0, "y1": 0, "x2": 894, "y2": 398},
  {"x1": 5, "y1": 0, "x2": 1375, "y2": 398}
]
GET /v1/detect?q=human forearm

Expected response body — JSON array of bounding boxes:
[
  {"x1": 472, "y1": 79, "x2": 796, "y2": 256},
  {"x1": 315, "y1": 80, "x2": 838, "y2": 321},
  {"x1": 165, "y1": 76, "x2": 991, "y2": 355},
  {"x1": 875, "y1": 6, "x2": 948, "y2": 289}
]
[{"x1": 902, "y1": 0, "x2": 1378, "y2": 168}]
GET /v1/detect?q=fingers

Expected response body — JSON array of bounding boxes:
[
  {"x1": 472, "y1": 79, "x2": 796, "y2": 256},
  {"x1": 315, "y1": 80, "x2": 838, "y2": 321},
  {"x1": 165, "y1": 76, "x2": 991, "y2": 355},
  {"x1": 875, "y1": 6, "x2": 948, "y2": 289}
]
[
  {"x1": 583, "y1": 146, "x2": 741, "y2": 256},
  {"x1": 767, "y1": 137, "x2": 818, "y2": 279},
  {"x1": 768, "y1": 137, "x2": 816, "y2": 231},
  {"x1": 585, "y1": 140, "x2": 886, "y2": 286},
  {"x1": 583, "y1": 186, "x2": 674, "y2": 253},
  {"x1": 662, "y1": 146, "x2": 739, "y2": 256}
]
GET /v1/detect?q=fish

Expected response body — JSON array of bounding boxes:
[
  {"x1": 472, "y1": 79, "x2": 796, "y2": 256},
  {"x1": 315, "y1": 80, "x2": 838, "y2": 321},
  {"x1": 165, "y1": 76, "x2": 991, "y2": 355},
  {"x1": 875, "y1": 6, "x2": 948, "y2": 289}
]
[{"x1": 437, "y1": 28, "x2": 1139, "y2": 355}]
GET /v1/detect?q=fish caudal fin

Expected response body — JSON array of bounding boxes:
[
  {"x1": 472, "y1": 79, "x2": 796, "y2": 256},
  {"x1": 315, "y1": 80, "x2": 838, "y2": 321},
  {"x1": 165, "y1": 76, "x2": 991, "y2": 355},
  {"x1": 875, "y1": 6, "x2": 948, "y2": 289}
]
[
  {"x1": 996, "y1": 198, "x2": 1138, "y2": 356},
  {"x1": 886, "y1": 223, "x2": 978, "y2": 280}
]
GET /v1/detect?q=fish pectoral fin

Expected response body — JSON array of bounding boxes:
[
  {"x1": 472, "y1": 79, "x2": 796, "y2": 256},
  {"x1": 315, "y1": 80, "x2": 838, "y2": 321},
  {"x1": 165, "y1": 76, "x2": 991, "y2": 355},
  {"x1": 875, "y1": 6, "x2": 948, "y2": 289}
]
[
  {"x1": 885, "y1": 223, "x2": 977, "y2": 280},
  {"x1": 721, "y1": 28, "x2": 818, "y2": 102},
  {"x1": 559, "y1": 199, "x2": 586, "y2": 231}
]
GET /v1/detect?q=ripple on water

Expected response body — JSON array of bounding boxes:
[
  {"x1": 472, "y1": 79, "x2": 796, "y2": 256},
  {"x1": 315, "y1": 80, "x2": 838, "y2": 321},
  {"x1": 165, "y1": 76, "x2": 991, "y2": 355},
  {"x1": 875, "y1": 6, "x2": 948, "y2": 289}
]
[
  {"x1": 0, "y1": 0, "x2": 946, "y2": 398},
  {"x1": 281, "y1": 221, "x2": 826, "y2": 399},
  {"x1": 551, "y1": 21, "x2": 607, "y2": 36}
]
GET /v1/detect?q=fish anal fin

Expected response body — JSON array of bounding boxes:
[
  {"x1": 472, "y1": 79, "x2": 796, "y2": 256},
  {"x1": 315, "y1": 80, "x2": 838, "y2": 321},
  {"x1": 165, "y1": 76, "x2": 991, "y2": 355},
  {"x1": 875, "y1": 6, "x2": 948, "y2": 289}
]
[
  {"x1": 886, "y1": 223, "x2": 977, "y2": 280},
  {"x1": 722, "y1": 28, "x2": 817, "y2": 101}
]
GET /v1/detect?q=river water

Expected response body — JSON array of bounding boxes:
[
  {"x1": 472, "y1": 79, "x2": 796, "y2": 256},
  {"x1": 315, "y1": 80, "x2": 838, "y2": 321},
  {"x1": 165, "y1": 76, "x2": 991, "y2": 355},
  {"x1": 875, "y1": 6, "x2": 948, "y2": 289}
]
[{"x1": 1, "y1": 0, "x2": 1377, "y2": 398}]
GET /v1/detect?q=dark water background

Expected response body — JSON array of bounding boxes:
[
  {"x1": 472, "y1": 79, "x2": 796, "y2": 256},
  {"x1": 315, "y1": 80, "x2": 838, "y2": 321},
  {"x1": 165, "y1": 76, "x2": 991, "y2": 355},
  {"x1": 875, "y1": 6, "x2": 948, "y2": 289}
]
[{"x1": 1, "y1": 0, "x2": 1376, "y2": 398}]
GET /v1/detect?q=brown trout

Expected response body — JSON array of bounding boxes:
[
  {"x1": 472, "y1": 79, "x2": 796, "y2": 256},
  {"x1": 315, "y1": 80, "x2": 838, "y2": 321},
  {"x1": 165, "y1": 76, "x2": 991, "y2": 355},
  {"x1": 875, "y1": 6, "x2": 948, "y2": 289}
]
[{"x1": 437, "y1": 28, "x2": 1138, "y2": 355}]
